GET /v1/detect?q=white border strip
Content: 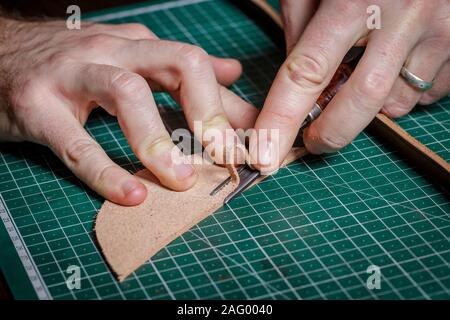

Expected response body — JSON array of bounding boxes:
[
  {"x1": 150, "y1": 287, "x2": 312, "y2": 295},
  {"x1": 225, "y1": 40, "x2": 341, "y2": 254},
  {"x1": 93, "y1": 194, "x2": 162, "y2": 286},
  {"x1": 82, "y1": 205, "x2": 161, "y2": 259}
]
[
  {"x1": 0, "y1": 194, "x2": 51, "y2": 300},
  {"x1": 88, "y1": 0, "x2": 212, "y2": 22}
]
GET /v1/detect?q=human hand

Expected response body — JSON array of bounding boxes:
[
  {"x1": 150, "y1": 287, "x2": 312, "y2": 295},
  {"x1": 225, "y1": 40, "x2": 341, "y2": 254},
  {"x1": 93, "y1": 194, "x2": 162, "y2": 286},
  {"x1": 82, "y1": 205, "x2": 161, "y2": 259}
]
[
  {"x1": 0, "y1": 18, "x2": 258, "y2": 205},
  {"x1": 250, "y1": 0, "x2": 449, "y2": 173}
]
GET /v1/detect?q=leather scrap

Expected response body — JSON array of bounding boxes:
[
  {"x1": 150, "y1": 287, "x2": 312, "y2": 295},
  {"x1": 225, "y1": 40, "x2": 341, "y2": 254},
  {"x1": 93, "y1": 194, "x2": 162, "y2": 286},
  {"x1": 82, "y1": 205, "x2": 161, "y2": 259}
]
[{"x1": 95, "y1": 148, "x2": 307, "y2": 281}]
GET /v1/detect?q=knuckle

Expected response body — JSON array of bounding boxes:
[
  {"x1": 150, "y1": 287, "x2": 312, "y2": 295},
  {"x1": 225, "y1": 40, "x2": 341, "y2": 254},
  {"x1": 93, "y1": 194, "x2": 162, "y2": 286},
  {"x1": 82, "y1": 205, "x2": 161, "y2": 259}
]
[
  {"x1": 136, "y1": 134, "x2": 173, "y2": 159},
  {"x1": 10, "y1": 79, "x2": 44, "y2": 114},
  {"x1": 121, "y1": 23, "x2": 157, "y2": 39},
  {"x1": 8, "y1": 79, "x2": 53, "y2": 142},
  {"x1": 264, "y1": 106, "x2": 298, "y2": 127},
  {"x1": 285, "y1": 50, "x2": 329, "y2": 91},
  {"x1": 48, "y1": 52, "x2": 74, "y2": 65},
  {"x1": 179, "y1": 44, "x2": 210, "y2": 69},
  {"x1": 383, "y1": 95, "x2": 415, "y2": 118},
  {"x1": 382, "y1": 102, "x2": 410, "y2": 118},
  {"x1": 13, "y1": 79, "x2": 38, "y2": 102},
  {"x1": 315, "y1": 130, "x2": 349, "y2": 152},
  {"x1": 65, "y1": 138, "x2": 100, "y2": 164},
  {"x1": 354, "y1": 71, "x2": 391, "y2": 101},
  {"x1": 83, "y1": 34, "x2": 121, "y2": 49},
  {"x1": 110, "y1": 71, "x2": 148, "y2": 99},
  {"x1": 95, "y1": 164, "x2": 116, "y2": 187}
]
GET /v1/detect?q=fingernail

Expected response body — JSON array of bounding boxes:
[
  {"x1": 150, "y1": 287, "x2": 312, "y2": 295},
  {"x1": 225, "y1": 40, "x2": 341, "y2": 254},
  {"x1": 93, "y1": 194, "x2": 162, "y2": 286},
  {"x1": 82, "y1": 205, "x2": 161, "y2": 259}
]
[
  {"x1": 174, "y1": 163, "x2": 195, "y2": 181},
  {"x1": 122, "y1": 179, "x2": 142, "y2": 196},
  {"x1": 258, "y1": 140, "x2": 275, "y2": 166}
]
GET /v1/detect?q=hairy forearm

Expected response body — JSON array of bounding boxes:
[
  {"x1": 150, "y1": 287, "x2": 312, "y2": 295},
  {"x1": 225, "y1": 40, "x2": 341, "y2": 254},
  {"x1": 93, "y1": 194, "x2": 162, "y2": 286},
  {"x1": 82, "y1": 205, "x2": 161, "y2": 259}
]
[
  {"x1": 0, "y1": 7, "x2": 59, "y2": 50},
  {"x1": 0, "y1": 12, "x2": 14, "y2": 43},
  {"x1": 0, "y1": 14, "x2": 14, "y2": 109},
  {"x1": 0, "y1": 14, "x2": 30, "y2": 116},
  {"x1": 0, "y1": 12, "x2": 27, "y2": 52}
]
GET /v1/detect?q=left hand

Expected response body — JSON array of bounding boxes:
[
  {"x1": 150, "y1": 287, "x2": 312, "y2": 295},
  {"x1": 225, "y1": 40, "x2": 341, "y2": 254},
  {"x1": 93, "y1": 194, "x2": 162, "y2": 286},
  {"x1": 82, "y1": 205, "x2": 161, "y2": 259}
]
[
  {"x1": 249, "y1": 0, "x2": 450, "y2": 172},
  {"x1": 0, "y1": 19, "x2": 259, "y2": 205}
]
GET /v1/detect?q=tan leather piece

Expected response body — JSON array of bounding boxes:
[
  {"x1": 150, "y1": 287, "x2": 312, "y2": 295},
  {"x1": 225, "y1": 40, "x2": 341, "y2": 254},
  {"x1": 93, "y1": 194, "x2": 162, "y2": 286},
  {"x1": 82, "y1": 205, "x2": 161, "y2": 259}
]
[{"x1": 96, "y1": 148, "x2": 307, "y2": 281}]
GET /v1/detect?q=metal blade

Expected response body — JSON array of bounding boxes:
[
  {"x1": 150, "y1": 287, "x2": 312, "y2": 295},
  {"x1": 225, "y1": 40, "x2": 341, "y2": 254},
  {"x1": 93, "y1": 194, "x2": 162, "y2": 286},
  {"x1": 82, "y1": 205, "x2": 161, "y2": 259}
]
[{"x1": 223, "y1": 166, "x2": 261, "y2": 204}]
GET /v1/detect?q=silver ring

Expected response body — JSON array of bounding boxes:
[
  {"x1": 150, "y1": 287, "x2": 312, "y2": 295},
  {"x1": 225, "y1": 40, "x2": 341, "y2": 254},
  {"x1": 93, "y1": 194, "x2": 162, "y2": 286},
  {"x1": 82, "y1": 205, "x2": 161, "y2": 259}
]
[{"x1": 400, "y1": 66, "x2": 433, "y2": 92}]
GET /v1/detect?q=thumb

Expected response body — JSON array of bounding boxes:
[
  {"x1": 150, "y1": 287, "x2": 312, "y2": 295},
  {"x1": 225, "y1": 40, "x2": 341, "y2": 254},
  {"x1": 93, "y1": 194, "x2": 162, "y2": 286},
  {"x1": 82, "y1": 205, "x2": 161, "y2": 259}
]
[{"x1": 45, "y1": 110, "x2": 147, "y2": 206}]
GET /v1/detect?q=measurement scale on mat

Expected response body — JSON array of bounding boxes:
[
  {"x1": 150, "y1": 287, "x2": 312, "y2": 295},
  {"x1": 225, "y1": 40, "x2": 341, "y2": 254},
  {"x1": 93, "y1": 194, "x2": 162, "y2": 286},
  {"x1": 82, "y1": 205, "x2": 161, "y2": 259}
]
[{"x1": 0, "y1": 194, "x2": 51, "y2": 300}]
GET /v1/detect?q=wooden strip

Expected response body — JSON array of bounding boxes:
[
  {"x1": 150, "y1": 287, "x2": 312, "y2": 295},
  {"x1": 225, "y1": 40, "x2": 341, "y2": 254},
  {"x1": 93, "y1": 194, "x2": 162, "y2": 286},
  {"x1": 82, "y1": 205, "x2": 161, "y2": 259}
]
[{"x1": 370, "y1": 114, "x2": 450, "y2": 192}]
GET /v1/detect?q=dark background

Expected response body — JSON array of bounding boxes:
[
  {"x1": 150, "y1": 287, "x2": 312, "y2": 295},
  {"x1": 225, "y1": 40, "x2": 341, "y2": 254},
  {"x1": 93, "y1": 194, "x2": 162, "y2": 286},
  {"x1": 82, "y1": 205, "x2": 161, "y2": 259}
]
[{"x1": 0, "y1": 0, "x2": 145, "y2": 17}]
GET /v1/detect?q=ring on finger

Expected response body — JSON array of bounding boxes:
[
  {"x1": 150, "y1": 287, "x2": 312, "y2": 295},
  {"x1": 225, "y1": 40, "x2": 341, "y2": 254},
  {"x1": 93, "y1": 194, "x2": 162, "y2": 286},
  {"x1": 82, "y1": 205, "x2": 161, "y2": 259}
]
[{"x1": 400, "y1": 66, "x2": 434, "y2": 92}]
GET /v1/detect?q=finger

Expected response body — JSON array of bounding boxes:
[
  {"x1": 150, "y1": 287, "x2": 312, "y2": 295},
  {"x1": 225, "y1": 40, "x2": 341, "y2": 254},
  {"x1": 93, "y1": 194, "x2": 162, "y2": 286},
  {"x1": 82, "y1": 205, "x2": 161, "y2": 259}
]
[
  {"x1": 148, "y1": 56, "x2": 242, "y2": 90},
  {"x1": 77, "y1": 28, "x2": 240, "y2": 87},
  {"x1": 382, "y1": 39, "x2": 449, "y2": 118},
  {"x1": 170, "y1": 85, "x2": 259, "y2": 130},
  {"x1": 304, "y1": 16, "x2": 424, "y2": 154},
  {"x1": 251, "y1": 1, "x2": 366, "y2": 171},
  {"x1": 67, "y1": 63, "x2": 198, "y2": 191},
  {"x1": 210, "y1": 56, "x2": 243, "y2": 87},
  {"x1": 420, "y1": 61, "x2": 450, "y2": 105},
  {"x1": 44, "y1": 109, "x2": 147, "y2": 206},
  {"x1": 86, "y1": 23, "x2": 158, "y2": 40},
  {"x1": 219, "y1": 86, "x2": 259, "y2": 129},
  {"x1": 112, "y1": 40, "x2": 245, "y2": 165},
  {"x1": 280, "y1": 0, "x2": 318, "y2": 54}
]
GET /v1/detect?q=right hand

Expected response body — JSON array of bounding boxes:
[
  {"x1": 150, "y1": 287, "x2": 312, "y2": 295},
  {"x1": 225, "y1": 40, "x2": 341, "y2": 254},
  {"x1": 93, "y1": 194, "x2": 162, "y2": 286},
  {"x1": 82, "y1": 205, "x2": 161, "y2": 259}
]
[
  {"x1": 249, "y1": 0, "x2": 449, "y2": 173},
  {"x1": 0, "y1": 19, "x2": 259, "y2": 205}
]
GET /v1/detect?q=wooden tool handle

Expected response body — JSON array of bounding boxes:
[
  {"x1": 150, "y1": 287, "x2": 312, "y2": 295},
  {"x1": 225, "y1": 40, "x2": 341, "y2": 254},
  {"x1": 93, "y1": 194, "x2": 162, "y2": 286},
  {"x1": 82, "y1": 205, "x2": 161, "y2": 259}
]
[{"x1": 316, "y1": 63, "x2": 354, "y2": 110}]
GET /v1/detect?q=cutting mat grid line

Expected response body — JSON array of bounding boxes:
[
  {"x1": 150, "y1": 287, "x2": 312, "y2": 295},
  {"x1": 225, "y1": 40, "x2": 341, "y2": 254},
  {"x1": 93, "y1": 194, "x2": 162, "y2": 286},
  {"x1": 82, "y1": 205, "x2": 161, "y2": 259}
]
[{"x1": 0, "y1": 0, "x2": 449, "y2": 300}]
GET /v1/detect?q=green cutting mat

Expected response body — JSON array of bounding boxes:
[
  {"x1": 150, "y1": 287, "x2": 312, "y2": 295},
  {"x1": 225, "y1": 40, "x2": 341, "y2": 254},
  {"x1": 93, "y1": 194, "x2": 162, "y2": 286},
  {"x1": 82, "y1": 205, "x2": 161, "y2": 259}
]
[{"x1": 0, "y1": 0, "x2": 449, "y2": 300}]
